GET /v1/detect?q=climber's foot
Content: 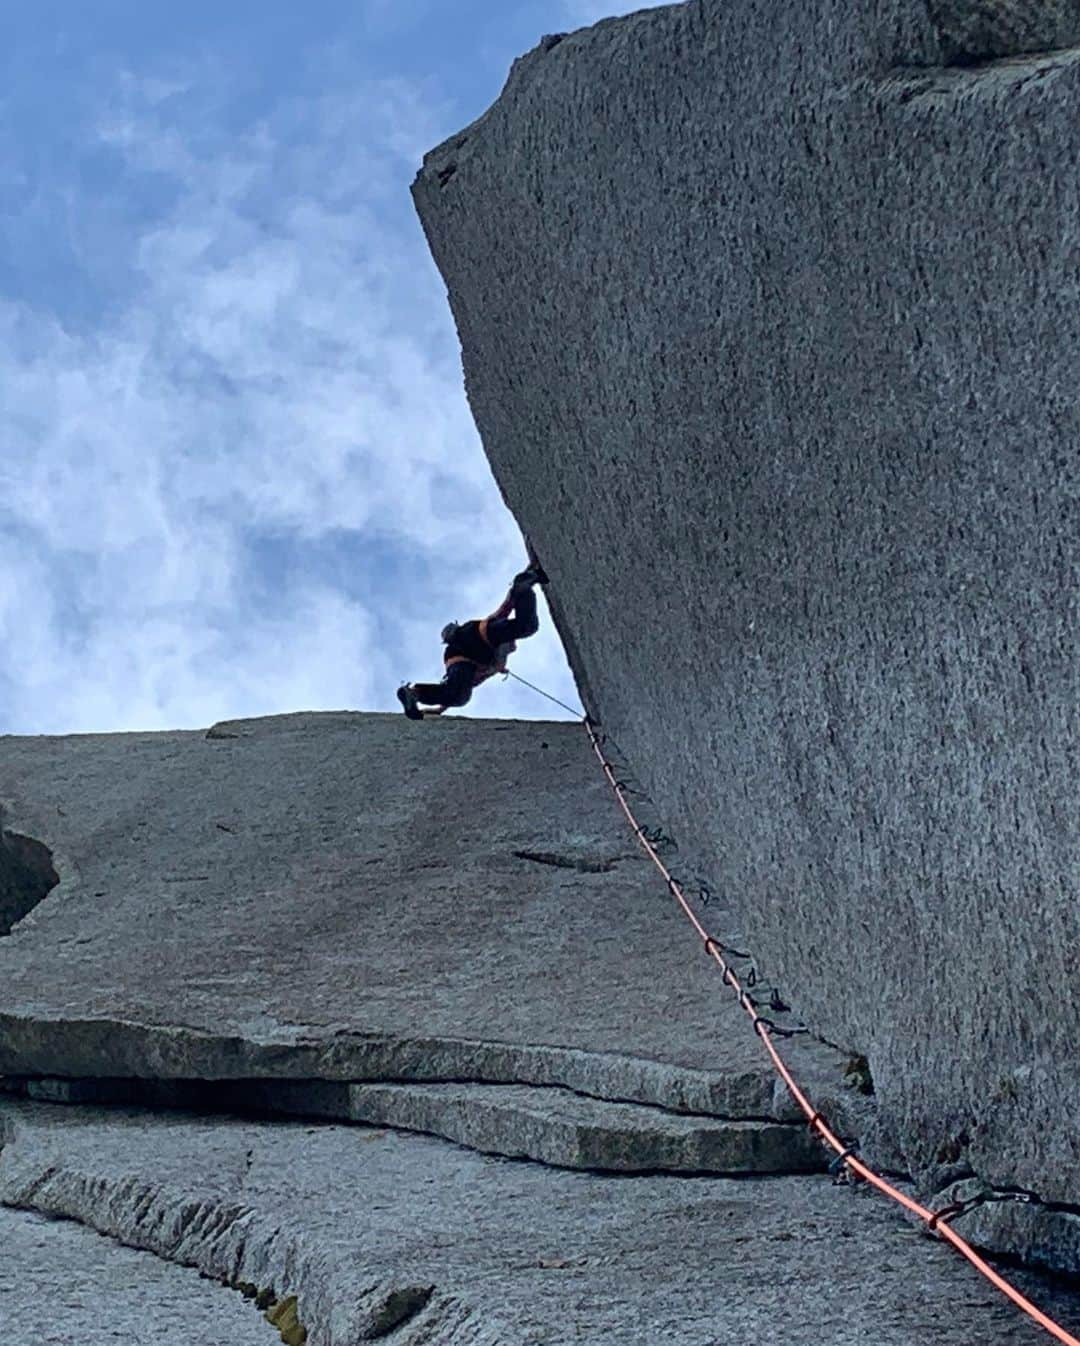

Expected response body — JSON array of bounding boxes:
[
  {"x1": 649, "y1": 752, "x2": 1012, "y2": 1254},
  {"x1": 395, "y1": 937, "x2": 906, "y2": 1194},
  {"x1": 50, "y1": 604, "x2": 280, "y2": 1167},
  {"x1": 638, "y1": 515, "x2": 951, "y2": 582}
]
[
  {"x1": 397, "y1": 685, "x2": 423, "y2": 721},
  {"x1": 513, "y1": 563, "x2": 549, "y2": 588}
]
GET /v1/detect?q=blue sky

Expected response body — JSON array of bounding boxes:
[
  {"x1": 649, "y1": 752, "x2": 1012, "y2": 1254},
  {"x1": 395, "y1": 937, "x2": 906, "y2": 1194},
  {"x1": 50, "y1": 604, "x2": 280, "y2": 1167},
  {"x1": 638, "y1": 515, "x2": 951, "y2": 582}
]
[{"x1": 0, "y1": 0, "x2": 667, "y2": 734}]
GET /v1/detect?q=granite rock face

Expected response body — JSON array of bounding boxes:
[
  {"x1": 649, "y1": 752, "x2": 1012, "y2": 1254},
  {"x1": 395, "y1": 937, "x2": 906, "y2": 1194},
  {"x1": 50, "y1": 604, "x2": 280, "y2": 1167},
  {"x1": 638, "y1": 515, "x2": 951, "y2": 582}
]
[
  {"x1": 0, "y1": 1205, "x2": 277, "y2": 1346},
  {"x1": 412, "y1": 0, "x2": 1080, "y2": 1265},
  {"x1": 5, "y1": 1098, "x2": 1080, "y2": 1346},
  {"x1": 0, "y1": 710, "x2": 901, "y2": 1338},
  {"x1": 0, "y1": 719, "x2": 1076, "y2": 1337},
  {"x1": 0, "y1": 711, "x2": 852, "y2": 1162},
  {"x1": 927, "y1": 1, "x2": 1080, "y2": 63}
]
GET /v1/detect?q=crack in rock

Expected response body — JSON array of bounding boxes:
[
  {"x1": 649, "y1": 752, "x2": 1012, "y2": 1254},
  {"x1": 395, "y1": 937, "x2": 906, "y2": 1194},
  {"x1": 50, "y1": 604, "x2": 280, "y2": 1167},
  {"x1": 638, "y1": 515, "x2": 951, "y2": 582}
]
[
  {"x1": 363, "y1": 1285, "x2": 436, "y2": 1339},
  {"x1": 0, "y1": 1021, "x2": 800, "y2": 1120},
  {"x1": 0, "y1": 1155, "x2": 466, "y2": 1346},
  {"x1": 0, "y1": 1152, "x2": 407, "y2": 1346},
  {"x1": 1, "y1": 1075, "x2": 828, "y2": 1175},
  {"x1": 512, "y1": 849, "x2": 619, "y2": 874}
]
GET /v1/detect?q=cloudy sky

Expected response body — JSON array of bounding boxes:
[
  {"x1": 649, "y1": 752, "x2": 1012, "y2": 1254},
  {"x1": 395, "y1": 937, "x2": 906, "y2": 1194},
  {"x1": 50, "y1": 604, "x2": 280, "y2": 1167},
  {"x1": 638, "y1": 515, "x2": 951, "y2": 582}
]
[{"x1": 0, "y1": 0, "x2": 669, "y2": 735}]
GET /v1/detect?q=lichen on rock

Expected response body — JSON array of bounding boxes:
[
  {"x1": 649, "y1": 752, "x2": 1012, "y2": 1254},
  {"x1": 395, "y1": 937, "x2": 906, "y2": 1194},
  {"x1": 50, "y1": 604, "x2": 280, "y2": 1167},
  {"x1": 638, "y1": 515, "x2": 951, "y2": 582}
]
[{"x1": 265, "y1": 1295, "x2": 307, "y2": 1346}]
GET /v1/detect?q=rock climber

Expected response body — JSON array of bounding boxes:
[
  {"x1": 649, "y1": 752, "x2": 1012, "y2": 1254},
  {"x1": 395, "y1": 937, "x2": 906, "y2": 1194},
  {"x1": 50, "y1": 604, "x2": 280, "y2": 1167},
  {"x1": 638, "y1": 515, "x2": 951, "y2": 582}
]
[{"x1": 397, "y1": 562, "x2": 548, "y2": 719}]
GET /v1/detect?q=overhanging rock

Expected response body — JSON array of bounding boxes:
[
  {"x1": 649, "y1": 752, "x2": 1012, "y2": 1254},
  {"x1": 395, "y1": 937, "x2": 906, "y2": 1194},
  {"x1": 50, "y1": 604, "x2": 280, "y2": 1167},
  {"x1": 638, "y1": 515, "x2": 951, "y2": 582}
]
[{"x1": 411, "y1": 0, "x2": 1080, "y2": 1267}]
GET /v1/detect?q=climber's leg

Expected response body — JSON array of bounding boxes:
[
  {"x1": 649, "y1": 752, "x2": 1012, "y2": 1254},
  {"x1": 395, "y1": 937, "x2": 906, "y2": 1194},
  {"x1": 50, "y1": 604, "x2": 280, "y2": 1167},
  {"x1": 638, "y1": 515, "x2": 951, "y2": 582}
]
[
  {"x1": 488, "y1": 585, "x2": 539, "y2": 644},
  {"x1": 409, "y1": 661, "x2": 476, "y2": 712}
]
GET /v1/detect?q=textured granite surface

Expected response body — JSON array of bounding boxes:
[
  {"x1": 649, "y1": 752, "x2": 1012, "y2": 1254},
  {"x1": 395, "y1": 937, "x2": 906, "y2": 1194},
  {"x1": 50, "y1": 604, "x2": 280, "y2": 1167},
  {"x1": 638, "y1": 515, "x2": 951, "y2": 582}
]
[
  {"x1": 5, "y1": 1098, "x2": 1080, "y2": 1346},
  {"x1": 0, "y1": 711, "x2": 850, "y2": 1132},
  {"x1": 0, "y1": 1204, "x2": 275, "y2": 1346},
  {"x1": 926, "y1": 1, "x2": 1080, "y2": 62},
  {"x1": 411, "y1": 0, "x2": 1080, "y2": 1266},
  {"x1": 5, "y1": 1074, "x2": 831, "y2": 1175}
]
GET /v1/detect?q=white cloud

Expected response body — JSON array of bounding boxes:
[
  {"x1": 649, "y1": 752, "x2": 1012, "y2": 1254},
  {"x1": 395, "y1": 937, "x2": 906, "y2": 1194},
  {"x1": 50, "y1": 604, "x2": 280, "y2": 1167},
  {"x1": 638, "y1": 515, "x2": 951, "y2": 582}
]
[{"x1": 0, "y1": 69, "x2": 581, "y2": 734}]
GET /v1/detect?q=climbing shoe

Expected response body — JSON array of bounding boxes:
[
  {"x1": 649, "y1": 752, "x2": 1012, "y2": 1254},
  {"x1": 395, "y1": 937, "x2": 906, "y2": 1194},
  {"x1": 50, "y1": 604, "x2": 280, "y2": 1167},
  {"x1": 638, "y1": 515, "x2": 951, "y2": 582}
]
[
  {"x1": 513, "y1": 563, "x2": 549, "y2": 588},
  {"x1": 396, "y1": 684, "x2": 423, "y2": 721}
]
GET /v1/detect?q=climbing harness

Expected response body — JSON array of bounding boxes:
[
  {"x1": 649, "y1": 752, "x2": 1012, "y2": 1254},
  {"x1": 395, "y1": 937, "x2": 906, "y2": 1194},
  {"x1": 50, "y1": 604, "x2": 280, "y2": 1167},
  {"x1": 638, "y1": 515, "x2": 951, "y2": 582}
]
[
  {"x1": 582, "y1": 717, "x2": 1080, "y2": 1346},
  {"x1": 435, "y1": 569, "x2": 552, "y2": 702},
  {"x1": 445, "y1": 619, "x2": 505, "y2": 677}
]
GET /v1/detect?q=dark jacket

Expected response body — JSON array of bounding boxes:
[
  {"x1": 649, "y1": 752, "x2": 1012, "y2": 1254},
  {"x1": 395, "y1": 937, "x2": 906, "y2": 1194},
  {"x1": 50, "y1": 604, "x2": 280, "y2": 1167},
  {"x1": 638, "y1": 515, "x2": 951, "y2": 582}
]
[{"x1": 444, "y1": 620, "x2": 495, "y2": 665}]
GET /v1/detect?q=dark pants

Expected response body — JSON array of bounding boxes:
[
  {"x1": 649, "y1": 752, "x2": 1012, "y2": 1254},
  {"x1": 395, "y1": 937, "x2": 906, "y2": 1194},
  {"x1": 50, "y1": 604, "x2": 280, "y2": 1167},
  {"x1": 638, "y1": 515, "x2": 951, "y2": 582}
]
[
  {"x1": 414, "y1": 586, "x2": 540, "y2": 709},
  {"x1": 413, "y1": 661, "x2": 477, "y2": 709},
  {"x1": 486, "y1": 584, "x2": 538, "y2": 645}
]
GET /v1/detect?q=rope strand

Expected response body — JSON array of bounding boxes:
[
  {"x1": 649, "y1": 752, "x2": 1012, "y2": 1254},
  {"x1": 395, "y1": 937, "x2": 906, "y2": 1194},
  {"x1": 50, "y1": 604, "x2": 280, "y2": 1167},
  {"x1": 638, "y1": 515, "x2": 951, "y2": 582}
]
[
  {"x1": 584, "y1": 717, "x2": 1080, "y2": 1346},
  {"x1": 503, "y1": 669, "x2": 585, "y2": 719},
  {"x1": 489, "y1": 671, "x2": 1078, "y2": 1339},
  {"x1": 487, "y1": 669, "x2": 1079, "y2": 1342}
]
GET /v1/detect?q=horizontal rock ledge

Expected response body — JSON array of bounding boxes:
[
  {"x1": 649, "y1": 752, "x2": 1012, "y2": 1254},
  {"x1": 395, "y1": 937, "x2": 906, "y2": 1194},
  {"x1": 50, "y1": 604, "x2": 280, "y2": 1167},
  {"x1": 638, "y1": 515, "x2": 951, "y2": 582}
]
[
  {"x1": 6, "y1": 1098, "x2": 1080, "y2": 1345},
  {"x1": 0, "y1": 1015, "x2": 856, "y2": 1125},
  {"x1": 5, "y1": 1075, "x2": 828, "y2": 1175}
]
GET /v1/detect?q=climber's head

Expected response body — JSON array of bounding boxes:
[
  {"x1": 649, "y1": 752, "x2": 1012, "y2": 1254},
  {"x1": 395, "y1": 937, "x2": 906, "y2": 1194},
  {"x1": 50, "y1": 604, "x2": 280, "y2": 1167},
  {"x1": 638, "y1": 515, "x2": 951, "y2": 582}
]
[{"x1": 441, "y1": 621, "x2": 460, "y2": 645}]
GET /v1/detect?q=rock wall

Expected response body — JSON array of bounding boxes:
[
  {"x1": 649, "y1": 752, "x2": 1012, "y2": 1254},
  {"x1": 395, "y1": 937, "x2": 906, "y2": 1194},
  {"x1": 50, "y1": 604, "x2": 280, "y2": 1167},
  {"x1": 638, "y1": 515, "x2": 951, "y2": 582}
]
[
  {"x1": 0, "y1": 711, "x2": 854, "y2": 1154},
  {"x1": 412, "y1": 0, "x2": 1080, "y2": 1263},
  {"x1": 18, "y1": 713, "x2": 1077, "y2": 1340},
  {"x1": 928, "y1": 1, "x2": 1080, "y2": 63},
  {"x1": 11, "y1": 1098, "x2": 1079, "y2": 1346}
]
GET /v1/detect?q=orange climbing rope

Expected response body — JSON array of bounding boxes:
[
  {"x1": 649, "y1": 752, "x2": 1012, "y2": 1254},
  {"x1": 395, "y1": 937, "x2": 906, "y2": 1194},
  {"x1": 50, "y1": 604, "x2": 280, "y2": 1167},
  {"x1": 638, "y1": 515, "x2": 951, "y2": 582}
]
[{"x1": 585, "y1": 719, "x2": 1080, "y2": 1346}]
